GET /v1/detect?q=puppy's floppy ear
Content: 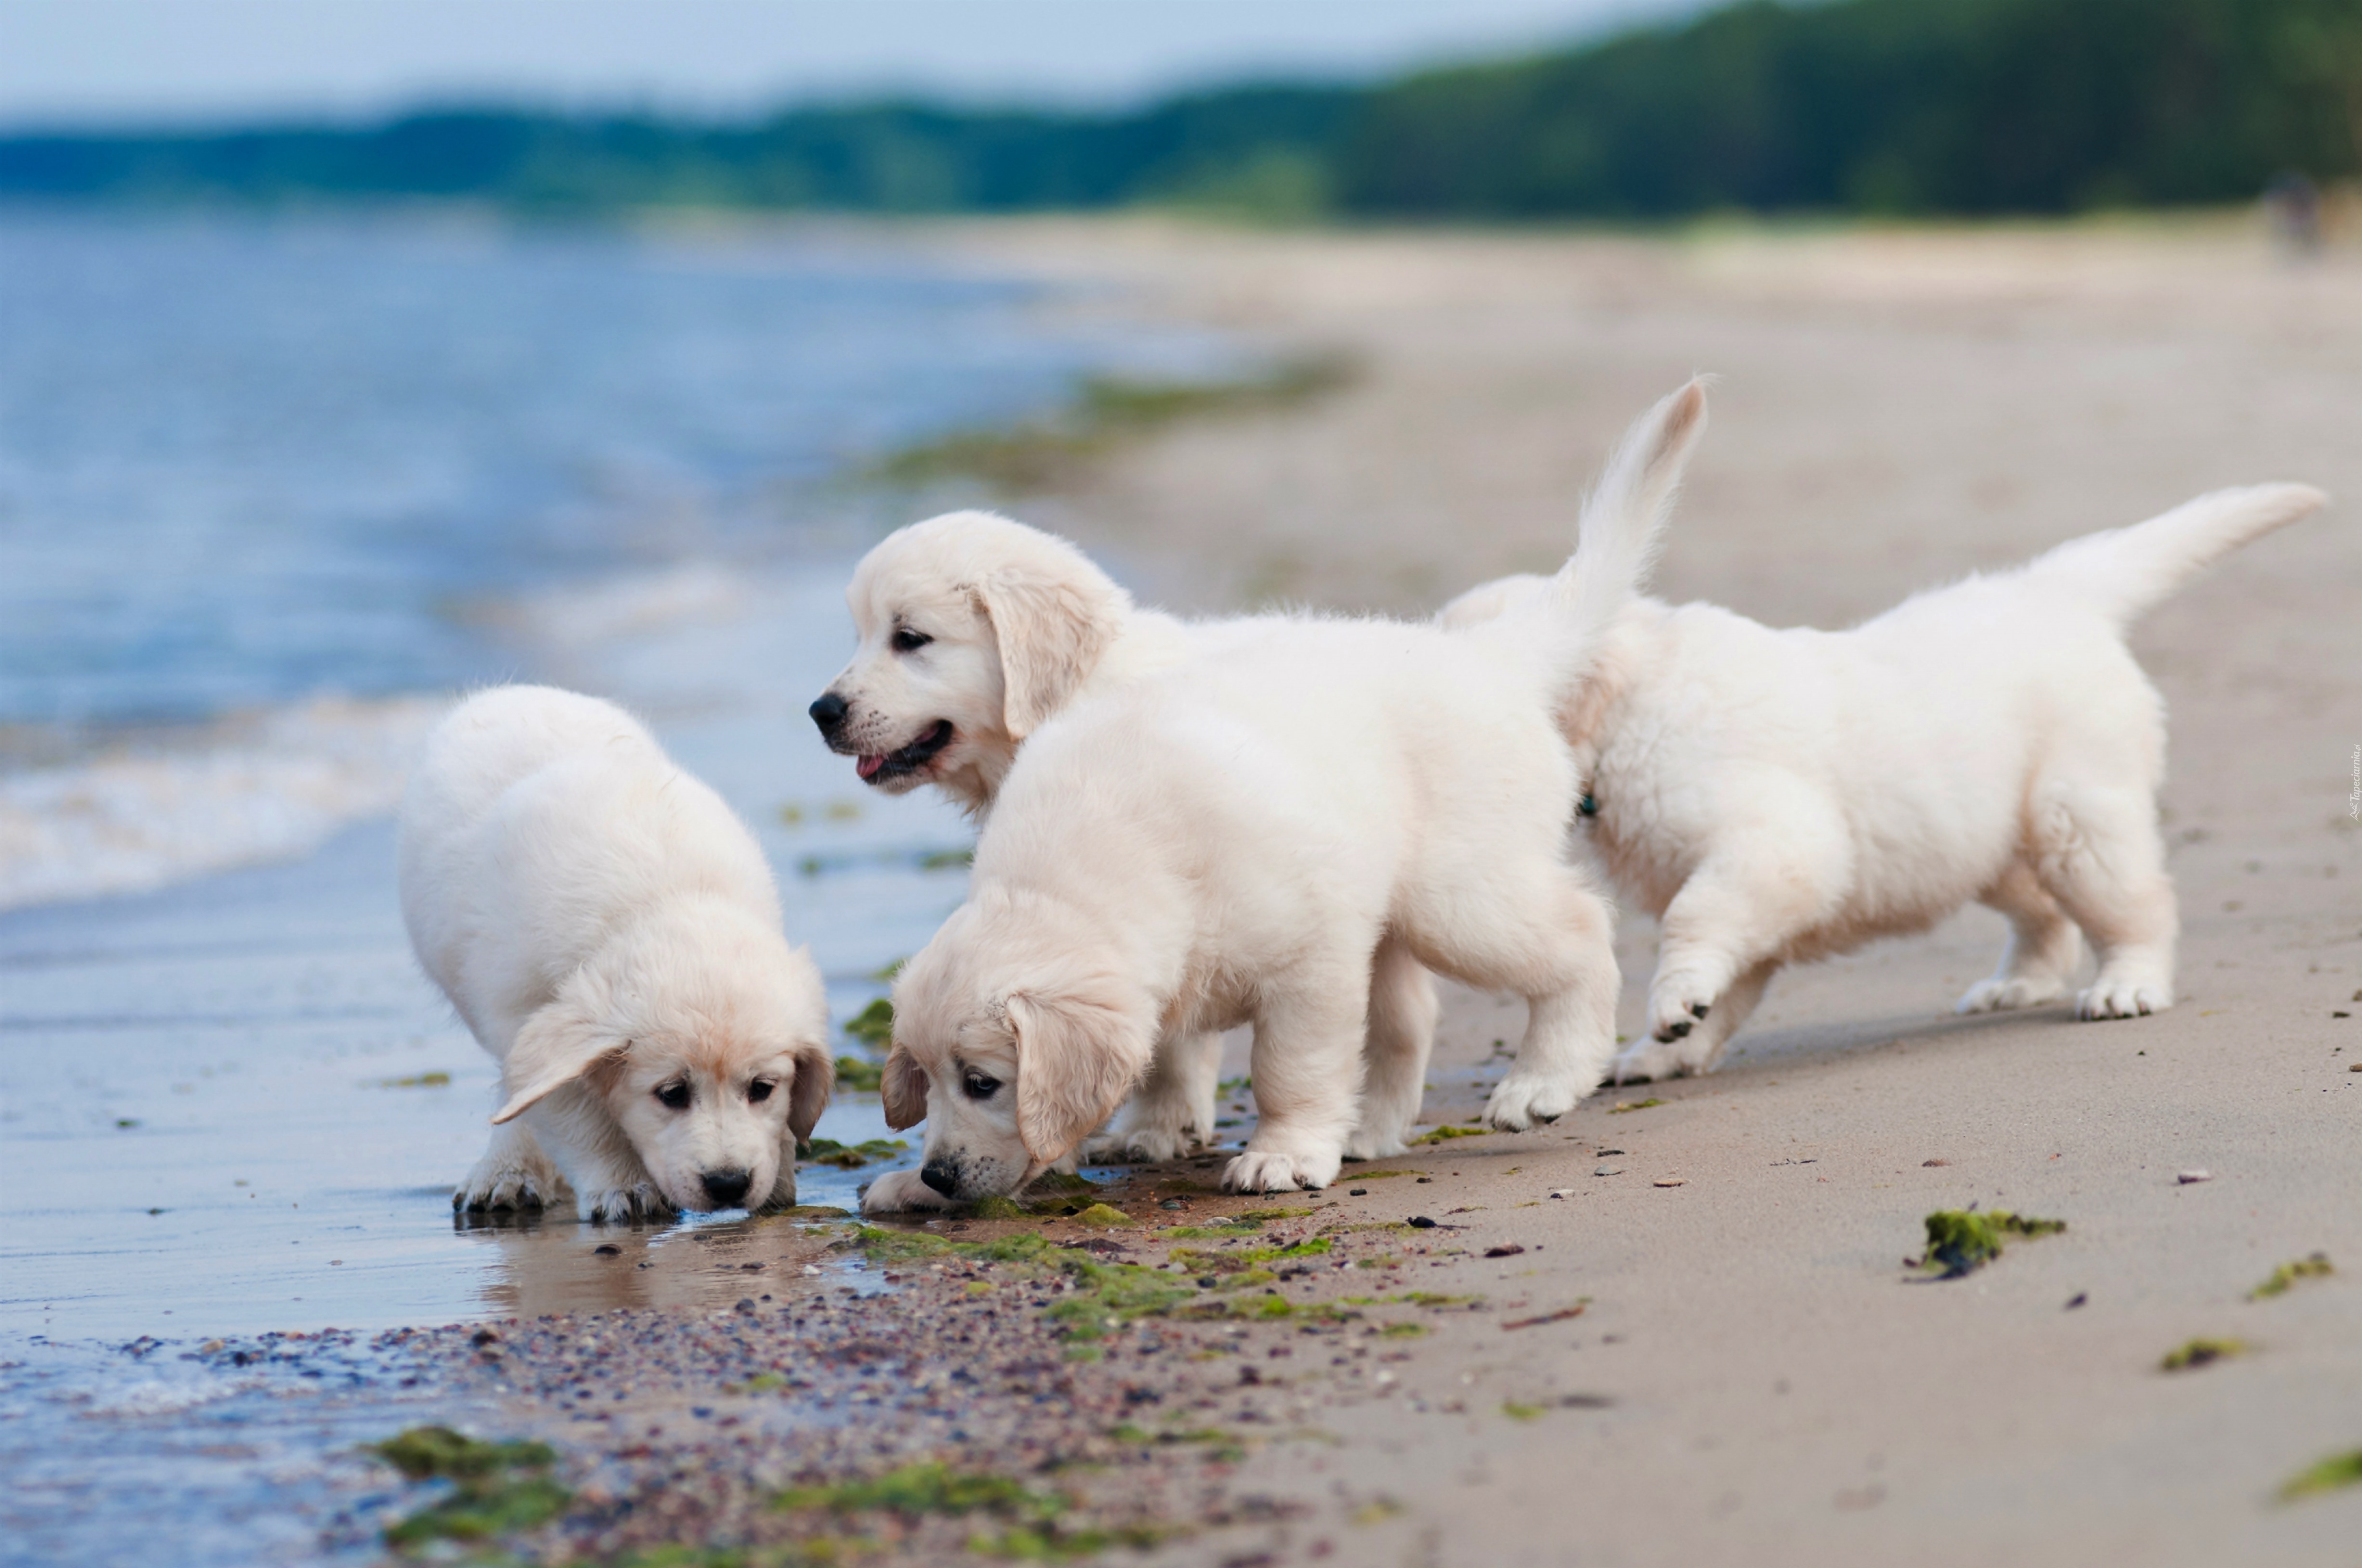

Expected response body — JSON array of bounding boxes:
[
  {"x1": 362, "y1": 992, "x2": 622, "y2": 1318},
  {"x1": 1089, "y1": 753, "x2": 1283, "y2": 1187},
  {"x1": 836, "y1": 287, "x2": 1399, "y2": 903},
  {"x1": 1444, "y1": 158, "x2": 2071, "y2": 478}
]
[
  {"x1": 973, "y1": 561, "x2": 1126, "y2": 740},
  {"x1": 786, "y1": 1042, "x2": 833, "y2": 1147},
  {"x1": 1010, "y1": 991, "x2": 1149, "y2": 1166},
  {"x1": 880, "y1": 1045, "x2": 930, "y2": 1131},
  {"x1": 492, "y1": 1001, "x2": 621, "y2": 1124}
]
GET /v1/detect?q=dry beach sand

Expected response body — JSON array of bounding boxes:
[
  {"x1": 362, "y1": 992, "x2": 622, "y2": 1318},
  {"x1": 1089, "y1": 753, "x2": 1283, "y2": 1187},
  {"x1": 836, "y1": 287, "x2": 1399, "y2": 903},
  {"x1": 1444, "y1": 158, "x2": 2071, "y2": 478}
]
[
  {"x1": 17, "y1": 217, "x2": 2358, "y2": 1568},
  {"x1": 867, "y1": 217, "x2": 2362, "y2": 1565}
]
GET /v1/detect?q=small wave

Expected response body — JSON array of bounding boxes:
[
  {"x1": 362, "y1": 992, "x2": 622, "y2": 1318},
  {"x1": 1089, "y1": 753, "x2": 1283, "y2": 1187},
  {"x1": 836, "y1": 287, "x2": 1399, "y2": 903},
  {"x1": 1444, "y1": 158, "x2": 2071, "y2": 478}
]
[{"x1": 0, "y1": 696, "x2": 450, "y2": 913}]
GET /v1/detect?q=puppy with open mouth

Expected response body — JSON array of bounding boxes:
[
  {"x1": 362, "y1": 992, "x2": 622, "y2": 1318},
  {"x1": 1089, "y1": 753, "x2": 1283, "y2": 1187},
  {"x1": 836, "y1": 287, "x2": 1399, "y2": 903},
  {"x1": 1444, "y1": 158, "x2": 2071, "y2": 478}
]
[
  {"x1": 400, "y1": 685, "x2": 832, "y2": 1222},
  {"x1": 1441, "y1": 437, "x2": 2328, "y2": 1081},
  {"x1": 808, "y1": 511, "x2": 1424, "y2": 1161},
  {"x1": 860, "y1": 382, "x2": 1708, "y2": 1211}
]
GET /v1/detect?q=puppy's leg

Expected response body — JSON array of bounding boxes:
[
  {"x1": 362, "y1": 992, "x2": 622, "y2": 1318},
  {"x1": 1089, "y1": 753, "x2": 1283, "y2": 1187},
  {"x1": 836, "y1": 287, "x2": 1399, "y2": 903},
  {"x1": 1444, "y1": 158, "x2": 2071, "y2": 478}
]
[
  {"x1": 1227, "y1": 978, "x2": 1369, "y2": 1194},
  {"x1": 2028, "y1": 781, "x2": 2177, "y2": 1020},
  {"x1": 1614, "y1": 959, "x2": 1775, "y2": 1083},
  {"x1": 1082, "y1": 1033, "x2": 1222, "y2": 1163},
  {"x1": 1956, "y1": 860, "x2": 2083, "y2": 1014},
  {"x1": 455, "y1": 1121, "x2": 563, "y2": 1213},
  {"x1": 1407, "y1": 864, "x2": 1619, "y2": 1131},
  {"x1": 1644, "y1": 825, "x2": 1839, "y2": 1070},
  {"x1": 1345, "y1": 936, "x2": 1438, "y2": 1160}
]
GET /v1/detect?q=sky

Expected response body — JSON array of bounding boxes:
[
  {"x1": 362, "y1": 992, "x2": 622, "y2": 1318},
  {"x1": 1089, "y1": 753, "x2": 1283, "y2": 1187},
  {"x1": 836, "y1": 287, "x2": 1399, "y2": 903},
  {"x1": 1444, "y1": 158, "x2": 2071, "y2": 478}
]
[{"x1": 0, "y1": 0, "x2": 1703, "y2": 128}]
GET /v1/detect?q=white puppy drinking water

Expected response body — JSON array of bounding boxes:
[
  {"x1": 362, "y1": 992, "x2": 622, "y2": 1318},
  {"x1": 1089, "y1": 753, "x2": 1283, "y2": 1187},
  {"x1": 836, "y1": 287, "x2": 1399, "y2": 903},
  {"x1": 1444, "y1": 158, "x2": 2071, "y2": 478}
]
[
  {"x1": 859, "y1": 382, "x2": 1709, "y2": 1211},
  {"x1": 400, "y1": 685, "x2": 832, "y2": 1221},
  {"x1": 1442, "y1": 413, "x2": 2327, "y2": 1081}
]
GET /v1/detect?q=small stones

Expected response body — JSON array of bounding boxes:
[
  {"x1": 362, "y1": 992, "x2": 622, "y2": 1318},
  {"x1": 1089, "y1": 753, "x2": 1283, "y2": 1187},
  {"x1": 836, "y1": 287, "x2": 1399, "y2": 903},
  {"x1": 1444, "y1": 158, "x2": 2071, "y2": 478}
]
[
  {"x1": 1407, "y1": 1217, "x2": 1438, "y2": 1230},
  {"x1": 594, "y1": 1245, "x2": 621, "y2": 1257},
  {"x1": 1593, "y1": 1166, "x2": 1623, "y2": 1177},
  {"x1": 1348, "y1": 1188, "x2": 1368, "y2": 1197},
  {"x1": 1652, "y1": 1177, "x2": 1686, "y2": 1188},
  {"x1": 1547, "y1": 1189, "x2": 1575, "y2": 1200},
  {"x1": 1922, "y1": 1159, "x2": 1949, "y2": 1167},
  {"x1": 1483, "y1": 1245, "x2": 1525, "y2": 1259},
  {"x1": 2176, "y1": 1170, "x2": 2212, "y2": 1185}
]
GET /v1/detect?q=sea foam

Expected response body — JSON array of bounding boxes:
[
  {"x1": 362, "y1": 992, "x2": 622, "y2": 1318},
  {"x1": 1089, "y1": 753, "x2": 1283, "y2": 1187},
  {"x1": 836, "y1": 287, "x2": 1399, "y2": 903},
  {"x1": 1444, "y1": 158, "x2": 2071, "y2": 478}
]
[{"x1": 0, "y1": 695, "x2": 450, "y2": 912}]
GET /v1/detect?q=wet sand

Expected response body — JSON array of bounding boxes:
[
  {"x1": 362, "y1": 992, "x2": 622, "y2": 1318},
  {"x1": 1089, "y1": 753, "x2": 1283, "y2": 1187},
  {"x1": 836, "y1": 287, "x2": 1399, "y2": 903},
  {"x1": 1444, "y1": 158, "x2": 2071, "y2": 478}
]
[{"x1": 10, "y1": 217, "x2": 2360, "y2": 1566}]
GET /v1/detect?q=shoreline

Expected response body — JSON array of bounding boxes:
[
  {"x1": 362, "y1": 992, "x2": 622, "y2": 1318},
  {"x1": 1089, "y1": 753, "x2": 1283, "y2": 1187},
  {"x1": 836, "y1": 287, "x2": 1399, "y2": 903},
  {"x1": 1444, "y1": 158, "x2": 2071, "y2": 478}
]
[{"x1": 6, "y1": 215, "x2": 2359, "y2": 1566}]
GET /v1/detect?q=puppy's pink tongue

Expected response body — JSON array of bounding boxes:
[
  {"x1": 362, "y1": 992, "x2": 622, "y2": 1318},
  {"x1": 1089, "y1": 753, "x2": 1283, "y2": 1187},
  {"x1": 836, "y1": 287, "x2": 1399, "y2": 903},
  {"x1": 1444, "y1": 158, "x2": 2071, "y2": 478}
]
[{"x1": 856, "y1": 754, "x2": 884, "y2": 780}]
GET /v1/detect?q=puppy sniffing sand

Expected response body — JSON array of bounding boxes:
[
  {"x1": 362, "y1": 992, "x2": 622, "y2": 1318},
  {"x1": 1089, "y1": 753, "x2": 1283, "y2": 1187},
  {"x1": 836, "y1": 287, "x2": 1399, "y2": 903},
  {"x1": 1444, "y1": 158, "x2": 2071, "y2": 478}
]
[
  {"x1": 400, "y1": 686, "x2": 831, "y2": 1221},
  {"x1": 1444, "y1": 425, "x2": 2328, "y2": 1081}
]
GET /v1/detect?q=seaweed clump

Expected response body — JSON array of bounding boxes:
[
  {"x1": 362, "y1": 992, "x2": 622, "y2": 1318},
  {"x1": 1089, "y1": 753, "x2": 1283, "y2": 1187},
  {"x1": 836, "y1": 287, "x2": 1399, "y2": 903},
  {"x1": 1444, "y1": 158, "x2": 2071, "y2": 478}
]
[
  {"x1": 1915, "y1": 1210, "x2": 2067, "y2": 1279},
  {"x1": 775, "y1": 1460, "x2": 1165, "y2": 1558},
  {"x1": 2249, "y1": 1252, "x2": 2333, "y2": 1300},
  {"x1": 2159, "y1": 1337, "x2": 2247, "y2": 1372},
  {"x1": 369, "y1": 1426, "x2": 569, "y2": 1551},
  {"x1": 801, "y1": 1137, "x2": 909, "y2": 1170},
  {"x1": 2279, "y1": 1449, "x2": 2362, "y2": 1502}
]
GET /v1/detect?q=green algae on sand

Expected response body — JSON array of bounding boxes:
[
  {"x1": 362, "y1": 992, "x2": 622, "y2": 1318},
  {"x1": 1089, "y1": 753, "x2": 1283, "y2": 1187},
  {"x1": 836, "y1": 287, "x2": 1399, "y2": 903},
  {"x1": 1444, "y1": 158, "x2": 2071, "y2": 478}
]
[
  {"x1": 2159, "y1": 1337, "x2": 2247, "y2": 1372},
  {"x1": 2278, "y1": 1449, "x2": 2362, "y2": 1502},
  {"x1": 2249, "y1": 1251, "x2": 2333, "y2": 1300},
  {"x1": 369, "y1": 1426, "x2": 569, "y2": 1551},
  {"x1": 1914, "y1": 1209, "x2": 2066, "y2": 1279}
]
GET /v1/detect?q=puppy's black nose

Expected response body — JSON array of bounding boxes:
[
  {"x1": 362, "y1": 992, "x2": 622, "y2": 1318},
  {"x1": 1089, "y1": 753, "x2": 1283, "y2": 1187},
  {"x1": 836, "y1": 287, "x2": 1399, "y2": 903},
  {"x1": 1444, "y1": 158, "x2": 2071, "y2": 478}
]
[
  {"x1": 920, "y1": 1160, "x2": 960, "y2": 1198},
  {"x1": 700, "y1": 1169, "x2": 753, "y2": 1209},
  {"x1": 809, "y1": 691, "x2": 849, "y2": 734}
]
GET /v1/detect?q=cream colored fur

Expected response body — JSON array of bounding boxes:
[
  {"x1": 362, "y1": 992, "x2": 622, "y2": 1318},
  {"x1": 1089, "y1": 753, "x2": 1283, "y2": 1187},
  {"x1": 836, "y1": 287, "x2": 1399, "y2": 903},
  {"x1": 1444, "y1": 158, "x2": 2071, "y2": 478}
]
[
  {"x1": 400, "y1": 686, "x2": 831, "y2": 1221},
  {"x1": 1442, "y1": 437, "x2": 2328, "y2": 1080},
  {"x1": 860, "y1": 382, "x2": 1710, "y2": 1212}
]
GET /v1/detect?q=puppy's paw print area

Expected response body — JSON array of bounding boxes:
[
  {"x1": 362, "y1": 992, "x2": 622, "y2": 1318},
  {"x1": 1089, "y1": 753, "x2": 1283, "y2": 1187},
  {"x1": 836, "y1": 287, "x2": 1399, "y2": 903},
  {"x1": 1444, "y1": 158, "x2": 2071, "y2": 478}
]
[
  {"x1": 1481, "y1": 1073, "x2": 1582, "y2": 1131},
  {"x1": 859, "y1": 1167, "x2": 951, "y2": 1215},
  {"x1": 1223, "y1": 1149, "x2": 1337, "y2": 1195},
  {"x1": 2076, "y1": 977, "x2": 2173, "y2": 1021},
  {"x1": 1955, "y1": 973, "x2": 2071, "y2": 1015}
]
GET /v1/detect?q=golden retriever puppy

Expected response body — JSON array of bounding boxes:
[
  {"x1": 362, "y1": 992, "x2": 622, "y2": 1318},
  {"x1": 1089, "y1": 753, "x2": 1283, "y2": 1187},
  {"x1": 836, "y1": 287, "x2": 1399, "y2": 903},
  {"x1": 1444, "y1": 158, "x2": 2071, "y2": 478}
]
[
  {"x1": 1442, "y1": 449, "x2": 2326, "y2": 1081},
  {"x1": 860, "y1": 382, "x2": 1708, "y2": 1210},
  {"x1": 808, "y1": 510, "x2": 1424, "y2": 1160},
  {"x1": 400, "y1": 685, "x2": 831, "y2": 1221}
]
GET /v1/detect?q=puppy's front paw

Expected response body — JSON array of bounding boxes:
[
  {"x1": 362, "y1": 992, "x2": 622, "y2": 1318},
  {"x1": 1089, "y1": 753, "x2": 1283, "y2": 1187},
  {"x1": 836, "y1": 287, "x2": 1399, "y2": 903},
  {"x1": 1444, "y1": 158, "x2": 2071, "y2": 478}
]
[
  {"x1": 1482, "y1": 1071, "x2": 1591, "y2": 1131},
  {"x1": 1610, "y1": 1036, "x2": 1707, "y2": 1084},
  {"x1": 577, "y1": 1183, "x2": 670, "y2": 1224},
  {"x1": 2076, "y1": 977, "x2": 2172, "y2": 1020},
  {"x1": 454, "y1": 1150, "x2": 557, "y2": 1213},
  {"x1": 1223, "y1": 1147, "x2": 1339, "y2": 1194},
  {"x1": 860, "y1": 1168, "x2": 952, "y2": 1215},
  {"x1": 1079, "y1": 1124, "x2": 1195, "y2": 1164},
  {"x1": 1955, "y1": 974, "x2": 2069, "y2": 1015},
  {"x1": 1647, "y1": 981, "x2": 1715, "y2": 1045}
]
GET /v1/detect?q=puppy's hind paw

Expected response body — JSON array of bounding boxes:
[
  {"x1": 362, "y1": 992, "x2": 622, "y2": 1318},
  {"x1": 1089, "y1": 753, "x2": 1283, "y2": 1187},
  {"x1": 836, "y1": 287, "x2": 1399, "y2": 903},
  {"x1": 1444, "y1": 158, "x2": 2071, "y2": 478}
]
[
  {"x1": 2076, "y1": 977, "x2": 2172, "y2": 1021},
  {"x1": 1646, "y1": 984, "x2": 1715, "y2": 1045},
  {"x1": 860, "y1": 1168, "x2": 952, "y2": 1215},
  {"x1": 1341, "y1": 1127, "x2": 1411, "y2": 1161},
  {"x1": 1223, "y1": 1148, "x2": 1338, "y2": 1195},
  {"x1": 1482, "y1": 1072, "x2": 1590, "y2": 1132},
  {"x1": 1079, "y1": 1124, "x2": 1195, "y2": 1165},
  {"x1": 1955, "y1": 974, "x2": 2070, "y2": 1015},
  {"x1": 1610, "y1": 1037, "x2": 1708, "y2": 1084}
]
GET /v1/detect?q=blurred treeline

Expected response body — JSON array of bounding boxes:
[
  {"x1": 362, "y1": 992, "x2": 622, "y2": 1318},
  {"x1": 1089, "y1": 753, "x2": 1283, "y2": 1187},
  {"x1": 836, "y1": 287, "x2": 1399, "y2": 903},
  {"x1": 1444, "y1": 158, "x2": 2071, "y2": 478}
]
[{"x1": 5, "y1": 0, "x2": 2356, "y2": 220}]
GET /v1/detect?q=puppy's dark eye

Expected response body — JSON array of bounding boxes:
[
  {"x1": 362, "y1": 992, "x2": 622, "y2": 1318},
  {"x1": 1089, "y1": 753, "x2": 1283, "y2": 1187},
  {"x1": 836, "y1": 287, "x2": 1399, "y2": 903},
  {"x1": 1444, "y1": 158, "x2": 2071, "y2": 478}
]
[
  {"x1": 655, "y1": 1081, "x2": 691, "y2": 1111},
  {"x1": 891, "y1": 626, "x2": 932, "y2": 653},
  {"x1": 746, "y1": 1079, "x2": 774, "y2": 1104},
  {"x1": 962, "y1": 1071, "x2": 1001, "y2": 1100}
]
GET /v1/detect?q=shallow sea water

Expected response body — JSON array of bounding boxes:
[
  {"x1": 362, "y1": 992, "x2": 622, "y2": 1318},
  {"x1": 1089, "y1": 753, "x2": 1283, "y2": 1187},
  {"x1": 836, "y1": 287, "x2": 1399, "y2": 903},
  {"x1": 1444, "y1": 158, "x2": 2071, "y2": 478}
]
[{"x1": 0, "y1": 213, "x2": 1217, "y2": 1565}]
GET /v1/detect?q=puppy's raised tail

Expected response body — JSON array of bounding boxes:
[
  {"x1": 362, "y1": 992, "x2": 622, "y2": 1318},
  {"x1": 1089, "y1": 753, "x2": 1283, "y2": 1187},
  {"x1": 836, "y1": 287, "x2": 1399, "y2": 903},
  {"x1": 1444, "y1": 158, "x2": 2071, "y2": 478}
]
[
  {"x1": 2025, "y1": 482, "x2": 2327, "y2": 628},
  {"x1": 1494, "y1": 375, "x2": 1709, "y2": 683}
]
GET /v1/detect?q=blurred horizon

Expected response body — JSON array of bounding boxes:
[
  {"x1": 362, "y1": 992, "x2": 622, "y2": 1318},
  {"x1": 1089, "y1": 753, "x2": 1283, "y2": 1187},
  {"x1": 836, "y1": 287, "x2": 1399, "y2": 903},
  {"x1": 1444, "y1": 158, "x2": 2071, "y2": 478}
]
[
  {"x1": 2, "y1": 0, "x2": 2356, "y2": 223},
  {"x1": 0, "y1": 0, "x2": 1695, "y2": 129}
]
